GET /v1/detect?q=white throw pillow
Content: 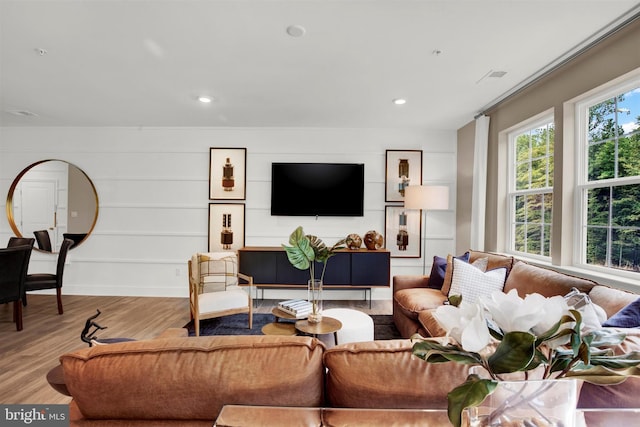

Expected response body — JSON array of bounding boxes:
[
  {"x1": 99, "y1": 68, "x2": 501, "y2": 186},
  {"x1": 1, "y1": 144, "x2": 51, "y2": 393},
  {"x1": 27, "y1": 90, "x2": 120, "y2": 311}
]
[
  {"x1": 564, "y1": 287, "x2": 606, "y2": 332},
  {"x1": 448, "y1": 258, "x2": 507, "y2": 304}
]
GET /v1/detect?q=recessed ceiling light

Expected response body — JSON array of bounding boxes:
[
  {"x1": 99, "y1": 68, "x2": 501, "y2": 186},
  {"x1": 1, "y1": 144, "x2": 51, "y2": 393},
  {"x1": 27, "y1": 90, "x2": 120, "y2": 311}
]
[
  {"x1": 198, "y1": 96, "x2": 213, "y2": 103},
  {"x1": 393, "y1": 98, "x2": 407, "y2": 105},
  {"x1": 286, "y1": 25, "x2": 306, "y2": 38}
]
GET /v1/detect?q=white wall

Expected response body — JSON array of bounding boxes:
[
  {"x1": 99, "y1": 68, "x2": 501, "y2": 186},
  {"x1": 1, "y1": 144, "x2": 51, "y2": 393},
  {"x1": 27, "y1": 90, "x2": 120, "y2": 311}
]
[{"x1": 0, "y1": 126, "x2": 457, "y2": 300}]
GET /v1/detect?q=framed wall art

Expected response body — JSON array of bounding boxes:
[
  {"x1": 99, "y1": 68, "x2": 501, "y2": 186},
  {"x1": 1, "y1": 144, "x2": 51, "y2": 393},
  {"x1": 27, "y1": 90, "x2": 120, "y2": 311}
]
[
  {"x1": 209, "y1": 147, "x2": 247, "y2": 200},
  {"x1": 384, "y1": 205, "x2": 422, "y2": 258},
  {"x1": 385, "y1": 150, "x2": 422, "y2": 202},
  {"x1": 208, "y1": 203, "x2": 245, "y2": 252}
]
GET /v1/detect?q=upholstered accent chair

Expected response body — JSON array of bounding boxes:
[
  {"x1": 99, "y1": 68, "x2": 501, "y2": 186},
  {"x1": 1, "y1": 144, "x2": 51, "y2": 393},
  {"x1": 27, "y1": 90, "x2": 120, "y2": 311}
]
[{"x1": 188, "y1": 252, "x2": 253, "y2": 336}]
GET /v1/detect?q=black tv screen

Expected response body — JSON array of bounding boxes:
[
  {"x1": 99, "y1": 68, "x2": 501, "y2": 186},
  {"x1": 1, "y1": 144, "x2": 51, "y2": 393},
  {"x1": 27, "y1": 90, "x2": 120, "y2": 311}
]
[{"x1": 271, "y1": 163, "x2": 364, "y2": 216}]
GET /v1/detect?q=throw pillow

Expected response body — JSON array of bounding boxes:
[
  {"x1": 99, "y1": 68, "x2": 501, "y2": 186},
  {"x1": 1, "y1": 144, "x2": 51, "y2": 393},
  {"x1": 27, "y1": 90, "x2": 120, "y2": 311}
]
[
  {"x1": 428, "y1": 252, "x2": 469, "y2": 290},
  {"x1": 603, "y1": 298, "x2": 640, "y2": 328},
  {"x1": 563, "y1": 287, "x2": 606, "y2": 332},
  {"x1": 448, "y1": 258, "x2": 507, "y2": 304}
]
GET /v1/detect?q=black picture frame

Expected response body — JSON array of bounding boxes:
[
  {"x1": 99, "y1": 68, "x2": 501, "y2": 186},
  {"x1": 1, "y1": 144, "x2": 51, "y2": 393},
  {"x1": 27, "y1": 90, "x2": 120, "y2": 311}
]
[
  {"x1": 385, "y1": 150, "x2": 423, "y2": 202},
  {"x1": 209, "y1": 147, "x2": 247, "y2": 200},
  {"x1": 208, "y1": 203, "x2": 246, "y2": 252}
]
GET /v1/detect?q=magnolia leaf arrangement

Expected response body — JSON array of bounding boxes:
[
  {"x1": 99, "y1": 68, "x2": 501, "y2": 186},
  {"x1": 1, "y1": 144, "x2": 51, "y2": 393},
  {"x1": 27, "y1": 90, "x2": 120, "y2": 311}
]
[
  {"x1": 282, "y1": 226, "x2": 346, "y2": 284},
  {"x1": 412, "y1": 289, "x2": 640, "y2": 427}
]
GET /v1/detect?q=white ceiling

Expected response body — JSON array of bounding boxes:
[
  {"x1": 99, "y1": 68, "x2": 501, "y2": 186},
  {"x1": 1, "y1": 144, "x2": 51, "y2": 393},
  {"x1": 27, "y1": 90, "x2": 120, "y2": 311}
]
[{"x1": 1, "y1": 0, "x2": 639, "y2": 130}]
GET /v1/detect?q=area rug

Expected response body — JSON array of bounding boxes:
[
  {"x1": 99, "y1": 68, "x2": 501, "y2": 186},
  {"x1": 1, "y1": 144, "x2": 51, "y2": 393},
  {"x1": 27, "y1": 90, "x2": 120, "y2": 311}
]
[{"x1": 184, "y1": 313, "x2": 402, "y2": 340}]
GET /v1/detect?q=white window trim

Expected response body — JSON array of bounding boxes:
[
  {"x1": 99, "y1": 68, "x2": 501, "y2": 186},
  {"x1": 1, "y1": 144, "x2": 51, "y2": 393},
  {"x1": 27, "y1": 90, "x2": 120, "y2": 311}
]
[
  {"x1": 572, "y1": 70, "x2": 640, "y2": 281},
  {"x1": 503, "y1": 109, "x2": 554, "y2": 261}
]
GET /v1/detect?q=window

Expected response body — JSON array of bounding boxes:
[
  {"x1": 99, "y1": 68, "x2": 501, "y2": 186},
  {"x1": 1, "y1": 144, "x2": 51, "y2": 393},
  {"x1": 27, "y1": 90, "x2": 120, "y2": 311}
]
[
  {"x1": 578, "y1": 83, "x2": 640, "y2": 274},
  {"x1": 507, "y1": 118, "x2": 554, "y2": 258}
]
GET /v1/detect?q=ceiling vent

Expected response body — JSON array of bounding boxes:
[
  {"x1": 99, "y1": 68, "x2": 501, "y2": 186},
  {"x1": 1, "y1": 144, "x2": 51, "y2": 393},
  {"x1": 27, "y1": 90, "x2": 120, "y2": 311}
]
[{"x1": 476, "y1": 70, "x2": 507, "y2": 84}]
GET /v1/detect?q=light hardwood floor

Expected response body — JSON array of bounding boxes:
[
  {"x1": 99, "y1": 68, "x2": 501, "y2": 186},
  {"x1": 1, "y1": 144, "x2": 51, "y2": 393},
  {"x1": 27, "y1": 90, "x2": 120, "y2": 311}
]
[{"x1": 0, "y1": 294, "x2": 391, "y2": 404}]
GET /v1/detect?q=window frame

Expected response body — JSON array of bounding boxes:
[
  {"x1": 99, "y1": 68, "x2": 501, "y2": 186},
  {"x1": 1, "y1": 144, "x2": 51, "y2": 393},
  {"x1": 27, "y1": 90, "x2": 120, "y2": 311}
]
[
  {"x1": 574, "y1": 75, "x2": 640, "y2": 280},
  {"x1": 505, "y1": 113, "x2": 555, "y2": 261}
]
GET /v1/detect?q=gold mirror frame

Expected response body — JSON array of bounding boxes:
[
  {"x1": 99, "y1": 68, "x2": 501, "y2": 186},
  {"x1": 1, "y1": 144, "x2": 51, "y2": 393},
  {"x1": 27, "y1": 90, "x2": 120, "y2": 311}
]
[{"x1": 6, "y1": 160, "x2": 99, "y2": 252}]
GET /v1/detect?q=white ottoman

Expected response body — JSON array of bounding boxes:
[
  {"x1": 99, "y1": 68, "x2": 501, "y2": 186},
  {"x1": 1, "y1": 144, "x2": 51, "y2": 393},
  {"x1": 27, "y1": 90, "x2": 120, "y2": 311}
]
[{"x1": 319, "y1": 308, "x2": 374, "y2": 347}]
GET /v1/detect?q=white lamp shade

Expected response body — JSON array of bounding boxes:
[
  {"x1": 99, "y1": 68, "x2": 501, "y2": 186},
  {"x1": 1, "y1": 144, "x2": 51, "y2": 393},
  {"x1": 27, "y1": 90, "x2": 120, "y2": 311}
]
[{"x1": 404, "y1": 185, "x2": 449, "y2": 210}]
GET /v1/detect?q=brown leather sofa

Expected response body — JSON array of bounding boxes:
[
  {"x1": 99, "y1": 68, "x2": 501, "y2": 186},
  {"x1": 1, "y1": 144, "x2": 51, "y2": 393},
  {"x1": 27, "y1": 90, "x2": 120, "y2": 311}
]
[
  {"x1": 60, "y1": 334, "x2": 469, "y2": 426},
  {"x1": 392, "y1": 249, "x2": 640, "y2": 409},
  {"x1": 393, "y1": 250, "x2": 638, "y2": 339}
]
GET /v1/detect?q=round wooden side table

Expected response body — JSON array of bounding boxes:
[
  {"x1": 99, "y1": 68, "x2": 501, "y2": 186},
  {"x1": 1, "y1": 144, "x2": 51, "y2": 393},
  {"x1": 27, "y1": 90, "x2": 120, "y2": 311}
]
[
  {"x1": 295, "y1": 316, "x2": 342, "y2": 345},
  {"x1": 271, "y1": 307, "x2": 301, "y2": 322},
  {"x1": 261, "y1": 322, "x2": 297, "y2": 336}
]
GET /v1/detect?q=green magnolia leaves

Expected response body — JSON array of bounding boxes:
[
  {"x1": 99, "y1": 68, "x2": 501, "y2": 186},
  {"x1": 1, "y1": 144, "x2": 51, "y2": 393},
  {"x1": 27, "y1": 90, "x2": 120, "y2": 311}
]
[
  {"x1": 411, "y1": 303, "x2": 640, "y2": 427},
  {"x1": 487, "y1": 331, "x2": 536, "y2": 374},
  {"x1": 447, "y1": 375, "x2": 497, "y2": 427}
]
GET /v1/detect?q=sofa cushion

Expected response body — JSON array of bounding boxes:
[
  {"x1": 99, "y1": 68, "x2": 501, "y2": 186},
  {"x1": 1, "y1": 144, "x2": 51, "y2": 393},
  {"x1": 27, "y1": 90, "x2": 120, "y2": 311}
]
[
  {"x1": 61, "y1": 336, "x2": 325, "y2": 421},
  {"x1": 428, "y1": 252, "x2": 469, "y2": 290},
  {"x1": 603, "y1": 298, "x2": 640, "y2": 328},
  {"x1": 418, "y1": 309, "x2": 447, "y2": 337},
  {"x1": 393, "y1": 288, "x2": 448, "y2": 320},
  {"x1": 324, "y1": 339, "x2": 468, "y2": 409},
  {"x1": 588, "y1": 285, "x2": 639, "y2": 319},
  {"x1": 503, "y1": 261, "x2": 597, "y2": 297},
  {"x1": 448, "y1": 258, "x2": 507, "y2": 304},
  {"x1": 442, "y1": 251, "x2": 513, "y2": 295},
  {"x1": 564, "y1": 287, "x2": 607, "y2": 332}
]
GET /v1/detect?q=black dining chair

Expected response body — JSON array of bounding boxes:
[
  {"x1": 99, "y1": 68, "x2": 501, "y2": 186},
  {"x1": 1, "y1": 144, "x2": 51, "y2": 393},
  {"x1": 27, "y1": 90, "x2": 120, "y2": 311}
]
[
  {"x1": 7, "y1": 236, "x2": 36, "y2": 249},
  {"x1": 24, "y1": 238, "x2": 73, "y2": 315},
  {"x1": 34, "y1": 230, "x2": 53, "y2": 252},
  {"x1": 0, "y1": 245, "x2": 32, "y2": 331}
]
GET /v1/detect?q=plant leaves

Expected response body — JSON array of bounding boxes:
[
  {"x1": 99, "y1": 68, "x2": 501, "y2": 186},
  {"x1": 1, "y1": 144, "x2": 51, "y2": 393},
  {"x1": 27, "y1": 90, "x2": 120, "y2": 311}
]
[
  {"x1": 282, "y1": 227, "x2": 314, "y2": 271},
  {"x1": 488, "y1": 331, "x2": 536, "y2": 374},
  {"x1": 412, "y1": 340, "x2": 483, "y2": 365},
  {"x1": 447, "y1": 375, "x2": 497, "y2": 427}
]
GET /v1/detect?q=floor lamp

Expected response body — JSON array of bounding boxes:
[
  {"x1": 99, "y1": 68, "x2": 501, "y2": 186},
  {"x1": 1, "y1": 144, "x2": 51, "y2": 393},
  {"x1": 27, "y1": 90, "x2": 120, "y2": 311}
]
[{"x1": 404, "y1": 185, "x2": 450, "y2": 275}]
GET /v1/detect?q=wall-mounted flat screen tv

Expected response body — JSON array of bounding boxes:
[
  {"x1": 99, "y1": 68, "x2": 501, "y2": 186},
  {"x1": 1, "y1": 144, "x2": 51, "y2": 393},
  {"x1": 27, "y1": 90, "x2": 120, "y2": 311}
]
[{"x1": 271, "y1": 163, "x2": 364, "y2": 216}]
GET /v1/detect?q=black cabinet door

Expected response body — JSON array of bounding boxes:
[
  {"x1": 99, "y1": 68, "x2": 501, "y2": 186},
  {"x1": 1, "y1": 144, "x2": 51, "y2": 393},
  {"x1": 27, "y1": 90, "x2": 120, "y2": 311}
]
[
  {"x1": 275, "y1": 251, "x2": 309, "y2": 284},
  {"x1": 238, "y1": 251, "x2": 277, "y2": 284},
  {"x1": 319, "y1": 252, "x2": 351, "y2": 285},
  {"x1": 351, "y1": 251, "x2": 390, "y2": 286}
]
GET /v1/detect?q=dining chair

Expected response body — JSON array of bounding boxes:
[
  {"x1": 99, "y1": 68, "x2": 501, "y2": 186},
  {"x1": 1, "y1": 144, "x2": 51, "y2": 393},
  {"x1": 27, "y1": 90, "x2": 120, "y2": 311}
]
[
  {"x1": 188, "y1": 252, "x2": 253, "y2": 336},
  {"x1": 0, "y1": 245, "x2": 32, "y2": 331},
  {"x1": 34, "y1": 230, "x2": 53, "y2": 252},
  {"x1": 7, "y1": 237, "x2": 36, "y2": 249},
  {"x1": 23, "y1": 238, "x2": 73, "y2": 314}
]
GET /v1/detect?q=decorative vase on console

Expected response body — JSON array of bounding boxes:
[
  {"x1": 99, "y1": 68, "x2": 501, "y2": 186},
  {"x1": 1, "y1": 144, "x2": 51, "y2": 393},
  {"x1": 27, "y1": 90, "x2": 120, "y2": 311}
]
[
  {"x1": 412, "y1": 289, "x2": 640, "y2": 427},
  {"x1": 282, "y1": 226, "x2": 345, "y2": 324},
  {"x1": 307, "y1": 279, "x2": 323, "y2": 323}
]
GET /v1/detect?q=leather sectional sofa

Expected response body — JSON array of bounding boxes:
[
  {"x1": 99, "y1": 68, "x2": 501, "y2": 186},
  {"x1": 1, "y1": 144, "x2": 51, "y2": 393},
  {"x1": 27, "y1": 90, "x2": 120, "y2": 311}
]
[
  {"x1": 59, "y1": 334, "x2": 469, "y2": 426},
  {"x1": 392, "y1": 249, "x2": 640, "y2": 409},
  {"x1": 58, "y1": 250, "x2": 640, "y2": 425}
]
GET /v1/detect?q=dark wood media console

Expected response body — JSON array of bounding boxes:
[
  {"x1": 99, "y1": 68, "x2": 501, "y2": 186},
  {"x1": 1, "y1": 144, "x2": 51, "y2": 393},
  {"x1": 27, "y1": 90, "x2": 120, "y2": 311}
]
[{"x1": 238, "y1": 246, "x2": 390, "y2": 307}]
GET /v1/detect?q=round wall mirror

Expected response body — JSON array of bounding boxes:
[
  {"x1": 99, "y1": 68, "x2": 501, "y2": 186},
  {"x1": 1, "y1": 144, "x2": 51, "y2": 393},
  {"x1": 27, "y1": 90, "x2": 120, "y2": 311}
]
[{"x1": 6, "y1": 160, "x2": 99, "y2": 252}]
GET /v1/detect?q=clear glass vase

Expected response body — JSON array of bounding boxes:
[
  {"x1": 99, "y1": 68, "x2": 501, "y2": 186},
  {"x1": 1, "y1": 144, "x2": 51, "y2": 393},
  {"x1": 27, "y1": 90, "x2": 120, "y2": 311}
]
[
  {"x1": 307, "y1": 279, "x2": 323, "y2": 323},
  {"x1": 465, "y1": 378, "x2": 578, "y2": 427}
]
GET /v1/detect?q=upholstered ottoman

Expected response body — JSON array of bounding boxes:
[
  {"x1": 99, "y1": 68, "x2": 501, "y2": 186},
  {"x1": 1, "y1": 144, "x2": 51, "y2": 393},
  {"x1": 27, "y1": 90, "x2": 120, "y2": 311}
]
[{"x1": 319, "y1": 308, "x2": 374, "y2": 347}]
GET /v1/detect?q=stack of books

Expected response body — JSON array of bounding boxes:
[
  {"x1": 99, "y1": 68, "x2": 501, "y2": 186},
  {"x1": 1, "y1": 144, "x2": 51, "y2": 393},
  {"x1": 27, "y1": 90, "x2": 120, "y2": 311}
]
[{"x1": 277, "y1": 299, "x2": 313, "y2": 318}]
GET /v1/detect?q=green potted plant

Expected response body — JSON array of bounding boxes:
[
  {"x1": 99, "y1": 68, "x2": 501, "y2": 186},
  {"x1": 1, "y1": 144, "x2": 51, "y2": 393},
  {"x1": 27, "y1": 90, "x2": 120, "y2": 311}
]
[
  {"x1": 282, "y1": 226, "x2": 345, "y2": 322},
  {"x1": 412, "y1": 290, "x2": 640, "y2": 427}
]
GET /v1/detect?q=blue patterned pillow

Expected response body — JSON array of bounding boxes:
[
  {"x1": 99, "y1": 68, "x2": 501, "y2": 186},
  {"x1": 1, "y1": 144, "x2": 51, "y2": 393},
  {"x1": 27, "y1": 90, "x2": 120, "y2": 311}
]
[
  {"x1": 603, "y1": 298, "x2": 640, "y2": 328},
  {"x1": 428, "y1": 252, "x2": 469, "y2": 289}
]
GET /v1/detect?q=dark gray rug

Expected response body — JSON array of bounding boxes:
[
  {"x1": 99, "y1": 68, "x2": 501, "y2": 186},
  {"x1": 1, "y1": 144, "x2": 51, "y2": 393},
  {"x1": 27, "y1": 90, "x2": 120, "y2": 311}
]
[{"x1": 184, "y1": 313, "x2": 402, "y2": 340}]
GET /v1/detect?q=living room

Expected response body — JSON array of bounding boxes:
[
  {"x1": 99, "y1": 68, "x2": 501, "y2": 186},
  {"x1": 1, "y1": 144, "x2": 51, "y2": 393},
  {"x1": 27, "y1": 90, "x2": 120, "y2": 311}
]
[{"x1": 2, "y1": 1, "x2": 640, "y2": 423}]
